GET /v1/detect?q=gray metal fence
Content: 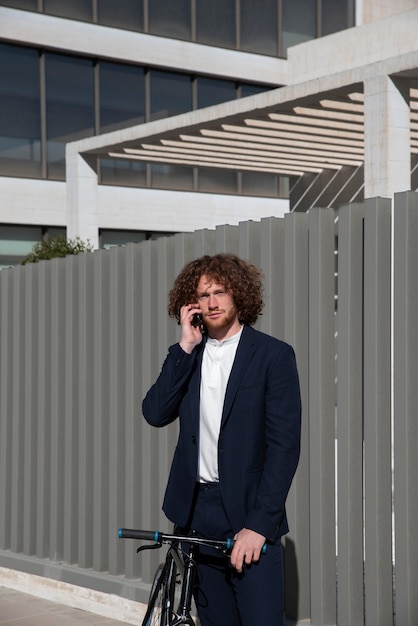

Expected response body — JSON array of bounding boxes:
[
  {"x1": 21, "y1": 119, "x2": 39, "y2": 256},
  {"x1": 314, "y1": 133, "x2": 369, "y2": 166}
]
[{"x1": 0, "y1": 192, "x2": 417, "y2": 625}]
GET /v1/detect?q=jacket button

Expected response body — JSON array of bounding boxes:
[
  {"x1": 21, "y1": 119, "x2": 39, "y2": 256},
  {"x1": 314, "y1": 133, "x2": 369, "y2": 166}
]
[{"x1": 192, "y1": 436, "x2": 196, "y2": 444}]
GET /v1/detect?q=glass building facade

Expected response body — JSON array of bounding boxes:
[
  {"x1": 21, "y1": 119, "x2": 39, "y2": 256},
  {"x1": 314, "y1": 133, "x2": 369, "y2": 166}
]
[
  {"x1": 0, "y1": 0, "x2": 354, "y2": 56},
  {"x1": 0, "y1": 42, "x2": 271, "y2": 186},
  {"x1": 0, "y1": 0, "x2": 354, "y2": 263}
]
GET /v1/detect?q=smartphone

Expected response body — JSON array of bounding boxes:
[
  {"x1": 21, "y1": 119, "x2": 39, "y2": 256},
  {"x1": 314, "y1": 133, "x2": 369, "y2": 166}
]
[{"x1": 191, "y1": 313, "x2": 206, "y2": 333}]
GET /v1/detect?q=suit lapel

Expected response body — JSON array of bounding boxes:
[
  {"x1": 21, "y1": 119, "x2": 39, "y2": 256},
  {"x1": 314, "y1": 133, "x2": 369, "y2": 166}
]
[
  {"x1": 189, "y1": 340, "x2": 205, "y2": 430},
  {"x1": 221, "y1": 325, "x2": 255, "y2": 426}
]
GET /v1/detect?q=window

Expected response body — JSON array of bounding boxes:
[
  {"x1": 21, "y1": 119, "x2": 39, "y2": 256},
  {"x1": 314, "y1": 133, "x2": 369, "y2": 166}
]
[
  {"x1": 240, "y1": 0, "x2": 278, "y2": 56},
  {"x1": 197, "y1": 77, "x2": 237, "y2": 109},
  {"x1": 149, "y1": 0, "x2": 190, "y2": 40},
  {"x1": 97, "y1": 0, "x2": 143, "y2": 32},
  {"x1": 282, "y1": 0, "x2": 316, "y2": 54},
  {"x1": 150, "y1": 70, "x2": 192, "y2": 121},
  {"x1": 196, "y1": 0, "x2": 236, "y2": 49},
  {"x1": 45, "y1": 53, "x2": 94, "y2": 179},
  {"x1": 198, "y1": 168, "x2": 238, "y2": 194},
  {"x1": 99, "y1": 159, "x2": 147, "y2": 187},
  {"x1": 322, "y1": 0, "x2": 354, "y2": 36},
  {"x1": 0, "y1": 44, "x2": 41, "y2": 177},
  {"x1": 43, "y1": 0, "x2": 92, "y2": 21},
  {"x1": 0, "y1": 0, "x2": 37, "y2": 8},
  {"x1": 99, "y1": 62, "x2": 145, "y2": 133},
  {"x1": 241, "y1": 171, "x2": 282, "y2": 196},
  {"x1": 151, "y1": 164, "x2": 193, "y2": 190},
  {"x1": 100, "y1": 229, "x2": 175, "y2": 249},
  {"x1": 0, "y1": 225, "x2": 66, "y2": 269},
  {"x1": 240, "y1": 83, "x2": 272, "y2": 98}
]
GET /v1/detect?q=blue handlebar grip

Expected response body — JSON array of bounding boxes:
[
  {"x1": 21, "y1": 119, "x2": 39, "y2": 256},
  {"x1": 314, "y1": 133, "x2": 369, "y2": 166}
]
[{"x1": 226, "y1": 537, "x2": 267, "y2": 553}]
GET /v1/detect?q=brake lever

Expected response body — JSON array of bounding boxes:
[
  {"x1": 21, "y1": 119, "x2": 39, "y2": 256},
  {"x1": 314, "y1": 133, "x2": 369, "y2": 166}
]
[{"x1": 136, "y1": 541, "x2": 163, "y2": 553}]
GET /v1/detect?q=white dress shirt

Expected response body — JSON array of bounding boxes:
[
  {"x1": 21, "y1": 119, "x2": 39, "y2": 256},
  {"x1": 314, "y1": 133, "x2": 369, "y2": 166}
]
[{"x1": 198, "y1": 326, "x2": 243, "y2": 483}]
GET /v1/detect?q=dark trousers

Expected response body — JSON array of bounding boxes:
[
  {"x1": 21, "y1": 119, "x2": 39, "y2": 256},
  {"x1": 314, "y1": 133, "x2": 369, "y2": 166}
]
[{"x1": 187, "y1": 482, "x2": 284, "y2": 626}]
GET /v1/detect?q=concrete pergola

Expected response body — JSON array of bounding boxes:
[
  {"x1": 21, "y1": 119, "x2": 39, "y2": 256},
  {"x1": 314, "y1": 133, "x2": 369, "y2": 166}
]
[{"x1": 66, "y1": 9, "x2": 418, "y2": 248}]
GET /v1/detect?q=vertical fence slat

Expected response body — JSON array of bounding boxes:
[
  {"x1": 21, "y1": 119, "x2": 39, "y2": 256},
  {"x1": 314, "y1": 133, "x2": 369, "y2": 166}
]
[
  {"x1": 393, "y1": 191, "x2": 418, "y2": 625},
  {"x1": 123, "y1": 243, "x2": 142, "y2": 580},
  {"x1": 283, "y1": 211, "x2": 310, "y2": 622},
  {"x1": 363, "y1": 197, "x2": 393, "y2": 625},
  {"x1": 337, "y1": 203, "x2": 365, "y2": 626},
  {"x1": 36, "y1": 263, "x2": 50, "y2": 559},
  {"x1": 48, "y1": 259, "x2": 66, "y2": 562},
  {"x1": 93, "y1": 249, "x2": 110, "y2": 573},
  {"x1": 23, "y1": 264, "x2": 38, "y2": 556},
  {"x1": 49, "y1": 259, "x2": 67, "y2": 563},
  {"x1": 108, "y1": 246, "x2": 126, "y2": 576},
  {"x1": 238, "y1": 220, "x2": 261, "y2": 272},
  {"x1": 140, "y1": 240, "x2": 160, "y2": 582},
  {"x1": 308, "y1": 207, "x2": 337, "y2": 625},
  {"x1": 77, "y1": 251, "x2": 95, "y2": 569},
  {"x1": 259, "y1": 217, "x2": 285, "y2": 338},
  {"x1": 0, "y1": 271, "x2": 12, "y2": 550},
  {"x1": 64, "y1": 256, "x2": 78, "y2": 565},
  {"x1": 11, "y1": 267, "x2": 24, "y2": 554},
  {"x1": 214, "y1": 223, "x2": 239, "y2": 255}
]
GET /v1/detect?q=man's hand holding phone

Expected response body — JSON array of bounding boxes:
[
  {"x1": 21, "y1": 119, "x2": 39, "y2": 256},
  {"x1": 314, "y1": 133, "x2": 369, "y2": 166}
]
[{"x1": 179, "y1": 304, "x2": 205, "y2": 353}]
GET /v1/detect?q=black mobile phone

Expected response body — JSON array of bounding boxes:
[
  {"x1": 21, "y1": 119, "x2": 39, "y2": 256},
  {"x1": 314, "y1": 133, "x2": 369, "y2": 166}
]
[{"x1": 191, "y1": 313, "x2": 206, "y2": 333}]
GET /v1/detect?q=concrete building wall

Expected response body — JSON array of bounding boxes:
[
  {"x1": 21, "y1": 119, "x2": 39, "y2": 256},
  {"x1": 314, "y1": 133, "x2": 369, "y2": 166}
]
[
  {"x1": 0, "y1": 176, "x2": 288, "y2": 234},
  {"x1": 360, "y1": 0, "x2": 418, "y2": 24},
  {"x1": 288, "y1": 7, "x2": 418, "y2": 84}
]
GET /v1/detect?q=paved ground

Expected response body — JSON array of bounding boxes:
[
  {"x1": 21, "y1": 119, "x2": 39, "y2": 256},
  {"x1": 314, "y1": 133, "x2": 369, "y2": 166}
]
[{"x1": 0, "y1": 587, "x2": 136, "y2": 626}]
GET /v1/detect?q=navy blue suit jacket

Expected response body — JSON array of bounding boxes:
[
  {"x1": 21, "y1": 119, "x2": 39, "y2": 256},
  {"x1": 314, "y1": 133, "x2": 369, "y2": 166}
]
[{"x1": 142, "y1": 325, "x2": 301, "y2": 544}]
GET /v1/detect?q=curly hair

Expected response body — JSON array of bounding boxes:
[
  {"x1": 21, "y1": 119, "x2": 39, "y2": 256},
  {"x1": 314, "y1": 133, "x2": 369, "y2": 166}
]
[{"x1": 168, "y1": 253, "x2": 264, "y2": 326}]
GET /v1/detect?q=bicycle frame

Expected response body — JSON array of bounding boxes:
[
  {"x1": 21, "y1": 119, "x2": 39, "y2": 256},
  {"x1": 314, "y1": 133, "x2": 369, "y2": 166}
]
[
  {"x1": 118, "y1": 528, "x2": 267, "y2": 626},
  {"x1": 118, "y1": 528, "x2": 235, "y2": 626}
]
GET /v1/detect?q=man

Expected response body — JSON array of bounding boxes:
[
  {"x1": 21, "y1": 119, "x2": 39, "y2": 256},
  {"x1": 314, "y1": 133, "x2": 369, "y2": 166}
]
[{"x1": 142, "y1": 253, "x2": 301, "y2": 626}]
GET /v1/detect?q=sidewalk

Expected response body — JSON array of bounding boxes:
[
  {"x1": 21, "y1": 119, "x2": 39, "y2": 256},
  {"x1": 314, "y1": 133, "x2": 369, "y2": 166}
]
[{"x1": 0, "y1": 587, "x2": 137, "y2": 626}]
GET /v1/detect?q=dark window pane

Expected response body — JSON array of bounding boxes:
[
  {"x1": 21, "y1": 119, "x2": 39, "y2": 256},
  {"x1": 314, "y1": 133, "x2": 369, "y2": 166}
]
[
  {"x1": 149, "y1": 0, "x2": 190, "y2": 40},
  {"x1": 240, "y1": 83, "x2": 272, "y2": 98},
  {"x1": 0, "y1": 224, "x2": 42, "y2": 256},
  {"x1": 197, "y1": 77, "x2": 236, "y2": 109},
  {"x1": 198, "y1": 168, "x2": 238, "y2": 194},
  {"x1": 241, "y1": 171, "x2": 280, "y2": 196},
  {"x1": 100, "y1": 230, "x2": 147, "y2": 249},
  {"x1": 0, "y1": 0, "x2": 38, "y2": 9},
  {"x1": 45, "y1": 53, "x2": 94, "y2": 180},
  {"x1": 99, "y1": 159, "x2": 147, "y2": 187},
  {"x1": 282, "y1": 0, "x2": 316, "y2": 55},
  {"x1": 0, "y1": 44, "x2": 41, "y2": 177},
  {"x1": 151, "y1": 164, "x2": 193, "y2": 190},
  {"x1": 43, "y1": 0, "x2": 92, "y2": 21},
  {"x1": 150, "y1": 70, "x2": 192, "y2": 121},
  {"x1": 99, "y1": 62, "x2": 145, "y2": 133},
  {"x1": 196, "y1": 0, "x2": 235, "y2": 49},
  {"x1": 322, "y1": 0, "x2": 353, "y2": 36},
  {"x1": 100, "y1": 229, "x2": 174, "y2": 249},
  {"x1": 97, "y1": 0, "x2": 143, "y2": 32},
  {"x1": 240, "y1": 0, "x2": 277, "y2": 56},
  {"x1": 0, "y1": 225, "x2": 66, "y2": 268}
]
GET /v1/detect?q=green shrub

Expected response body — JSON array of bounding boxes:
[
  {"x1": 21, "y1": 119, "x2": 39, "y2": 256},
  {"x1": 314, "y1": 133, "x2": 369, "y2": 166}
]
[{"x1": 20, "y1": 235, "x2": 93, "y2": 265}]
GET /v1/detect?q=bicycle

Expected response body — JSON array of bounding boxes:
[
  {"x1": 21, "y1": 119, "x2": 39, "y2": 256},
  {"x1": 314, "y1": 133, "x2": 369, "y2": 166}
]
[{"x1": 118, "y1": 527, "x2": 266, "y2": 626}]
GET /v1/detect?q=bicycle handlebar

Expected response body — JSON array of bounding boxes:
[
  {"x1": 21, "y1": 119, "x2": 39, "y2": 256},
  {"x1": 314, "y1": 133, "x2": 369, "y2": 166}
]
[
  {"x1": 119, "y1": 528, "x2": 161, "y2": 542},
  {"x1": 118, "y1": 528, "x2": 267, "y2": 553}
]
